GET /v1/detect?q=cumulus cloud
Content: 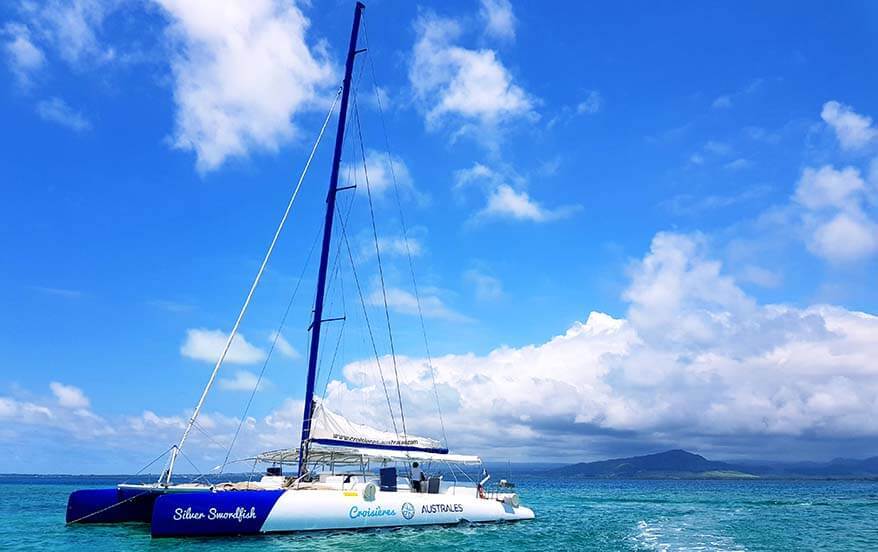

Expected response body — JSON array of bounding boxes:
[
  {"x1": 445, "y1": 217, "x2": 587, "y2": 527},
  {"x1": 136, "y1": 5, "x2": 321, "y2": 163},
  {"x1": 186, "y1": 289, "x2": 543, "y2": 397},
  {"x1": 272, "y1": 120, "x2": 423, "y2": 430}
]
[
  {"x1": 36, "y1": 97, "x2": 91, "y2": 131},
  {"x1": 269, "y1": 331, "x2": 300, "y2": 359},
  {"x1": 5, "y1": 232, "x2": 878, "y2": 465},
  {"x1": 181, "y1": 328, "x2": 267, "y2": 364},
  {"x1": 409, "y1": 11, "x2": 534, "y2": 136},
  {"x1": 821, "y1": 100, "x2": 877, "y2": 151},
  {"x1": 323, "y1": 232, "x2": 878, "y2": 460},
  {"x1": 478, "y1": 184, "x2": 578, "y2": 222},
  {"x1": 793, "y1": 165, "x2": 878, "y2": 262},
  {"x1": 455, "y1": 162, "x2": 579, "y2": 223},
  {"x1": 50, "y1": 381, "x2": 90, "y2": 409},
  {"x1": 479, "y1": 0, "x2": 516, "y2": 41},
  {"x1": 0, "y1": 383, "x2": 113, "y2": 445},
  {"x1": 154, "y1": 0, "x2": 335, "y2": 172}
]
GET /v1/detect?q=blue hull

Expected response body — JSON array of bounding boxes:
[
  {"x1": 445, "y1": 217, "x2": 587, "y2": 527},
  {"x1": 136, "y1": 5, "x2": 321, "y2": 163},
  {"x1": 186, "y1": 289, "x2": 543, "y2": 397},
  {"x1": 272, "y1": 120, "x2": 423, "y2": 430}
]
[
  {"x1": 151, "y1": 490, "x2": 284, "y2": 537},
  {"x1": 66, "y1": 488, "x2": 159, "y2": 524}
]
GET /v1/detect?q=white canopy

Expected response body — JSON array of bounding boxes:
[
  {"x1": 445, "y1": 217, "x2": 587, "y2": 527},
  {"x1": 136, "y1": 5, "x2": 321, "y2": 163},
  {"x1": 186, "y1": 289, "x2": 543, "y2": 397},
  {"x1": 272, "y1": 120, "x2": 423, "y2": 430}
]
[
  {"x1": 256, "y1": 444, "x2": 481, "y2": 466},
  {"x1": 310, "y1": 400, "x2": 446, "y2": 453},
  {"x1": 254, "y1": 401, "x2": 481, "y2": 467}
]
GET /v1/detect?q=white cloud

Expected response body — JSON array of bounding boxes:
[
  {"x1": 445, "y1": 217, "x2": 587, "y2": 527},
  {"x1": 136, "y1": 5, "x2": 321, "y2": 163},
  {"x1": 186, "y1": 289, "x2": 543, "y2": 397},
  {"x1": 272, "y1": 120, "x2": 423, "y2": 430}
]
[
  {"x1": 479, "y1": 0, "x2": 516, "y2": 41},
  {"x1": 324, "y1": 232, "x2": 878, "y2": 459},
  {"x1": 269, "y1": 331, "x2": 300, "y2": 359},
  {"x1": 576, "y1": 90, "x2": 602, "y2": 115},
  {"x1": 50, "y1": 381, "x2": 90, "y2": 409},
  {"x1": 723, "y1": 158, "x2": 752, "y2": 171},
  {"x1": 807, "y1": 211, "x2": 878, "y2": 262},
  {"x1": 794, "y1": 165, "x2": 878, "y2": 262},
  {"x1": 367, "y1": 287, "x2": 469, "y2": 322},
  {"x1": 181, "y1": 328, "x2": 267, "y2": 364},
  {"x1": 795, "y1": 165, "x2": 865, "y2": 211},
  {"x1": 464, "y1": 269, "x2": 503, "y2": 301},
  {"x1": 7, "y1": 232, "x2": 878, "y2": 463},
  {"x1": 737, "y1": 265, "x2": 782, "y2": 288},
  {"x1": 154, "y1": 0, "x2": 334, "y2": 172},
  {"x1": 2, "y1": 22, "x2": 45, "y2": 87},
  {"x1": 454, "y1": 162, "x2": 502, "y2": 190},
  {"x1": 478, "y1": 184, "x2": 578, "y2": 222},
  {"x1": 821, "y1": 100, "x2": 877, "y2": 151},
  {"x1": 0, "y1": 397, "x2": 53, "y2": 421},
  {"x1": 455, "y1": 162, "x2": 579, "y2": 223},
  {"x1": 360, "y1": 235, "x2": 424, "y2": 261},
  {"x1": 711, "y1": 79, "x2": 764, "y2": 110},
  {"x1": 36, "y1": 0, "x2": 114, "y2": 64},
  {"x1": 36, "y1": 97, "x2": 91, "y2": 131},
  {"x1": 342, "y1": 149, "x2": 415, "y2": 198},
  {"x1": 218, "y1": 370, "x2": 270, "y2": 392},
  {"x1": 410, "y1": 12, "x2": 534, "y2": 134},
  {"x1": 4, "y1": 0, "x2": 116, "y2": 75}
]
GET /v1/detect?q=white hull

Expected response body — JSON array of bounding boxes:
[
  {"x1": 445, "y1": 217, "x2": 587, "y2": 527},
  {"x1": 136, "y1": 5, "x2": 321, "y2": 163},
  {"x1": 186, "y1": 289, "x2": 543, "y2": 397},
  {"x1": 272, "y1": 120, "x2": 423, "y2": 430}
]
[
  {"x1": 263, "y1": 488, "x2": 534, "y2": 532},
  {"x1": 151, "y1": 480, "x2": 533, "y2": 537}
]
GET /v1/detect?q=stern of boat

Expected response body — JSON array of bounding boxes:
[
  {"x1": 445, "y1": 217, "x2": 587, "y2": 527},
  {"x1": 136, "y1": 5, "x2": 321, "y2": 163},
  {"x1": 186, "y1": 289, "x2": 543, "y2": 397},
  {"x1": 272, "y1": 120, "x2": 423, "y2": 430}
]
[{"x1": 66, "y1": 487, "x2": 159, "y2": 524}]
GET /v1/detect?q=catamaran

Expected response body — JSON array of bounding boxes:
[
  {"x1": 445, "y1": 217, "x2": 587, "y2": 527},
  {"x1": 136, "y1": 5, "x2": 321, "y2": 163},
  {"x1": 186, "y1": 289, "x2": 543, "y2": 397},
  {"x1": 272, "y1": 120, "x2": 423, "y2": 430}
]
[{"x1": 66, "y1": 2, "x2": 534, "y2": 536}]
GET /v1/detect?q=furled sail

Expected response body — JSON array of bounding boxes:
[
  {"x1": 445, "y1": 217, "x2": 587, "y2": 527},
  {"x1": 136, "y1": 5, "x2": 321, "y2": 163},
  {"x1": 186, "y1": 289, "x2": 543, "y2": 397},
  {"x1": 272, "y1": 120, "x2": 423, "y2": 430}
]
[{"x1": 310, "y1": 401, "x2": 448, "y2": 454}]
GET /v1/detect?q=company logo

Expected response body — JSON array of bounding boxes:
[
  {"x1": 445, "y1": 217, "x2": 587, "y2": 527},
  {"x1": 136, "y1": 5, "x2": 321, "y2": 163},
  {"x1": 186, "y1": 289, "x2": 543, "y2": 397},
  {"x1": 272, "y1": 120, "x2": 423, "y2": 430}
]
[
  {"x1": 401, "y1": 502, "x2": 415, "y2": 520},
  {"x1": 348, "y1": 505, "x2": 397, "y2": 519},
  {"x1": 421, "y1": 503, "x2": 464, "y2": 514}
]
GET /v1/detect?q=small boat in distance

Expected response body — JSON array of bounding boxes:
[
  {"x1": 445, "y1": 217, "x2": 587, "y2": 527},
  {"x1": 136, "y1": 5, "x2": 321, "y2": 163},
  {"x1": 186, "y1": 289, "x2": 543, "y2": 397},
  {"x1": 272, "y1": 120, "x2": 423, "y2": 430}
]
[{"x1": 67, "y1": 2, "x2": 534, "y2": 536}]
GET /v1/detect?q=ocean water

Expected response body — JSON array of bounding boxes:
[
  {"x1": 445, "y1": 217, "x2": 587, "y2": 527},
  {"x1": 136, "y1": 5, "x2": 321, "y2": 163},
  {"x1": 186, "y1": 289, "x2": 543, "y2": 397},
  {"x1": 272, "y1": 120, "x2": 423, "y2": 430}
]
[{"x1": 2, "y1": 475, "x2": 877, "y2": 551}]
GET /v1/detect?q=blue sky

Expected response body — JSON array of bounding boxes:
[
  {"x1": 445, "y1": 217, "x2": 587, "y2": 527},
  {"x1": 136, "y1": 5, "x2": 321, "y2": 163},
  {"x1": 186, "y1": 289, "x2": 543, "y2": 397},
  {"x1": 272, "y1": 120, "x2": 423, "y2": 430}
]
[{"x1": 1, "y1": 0, "x2": 878, "y2": 473}]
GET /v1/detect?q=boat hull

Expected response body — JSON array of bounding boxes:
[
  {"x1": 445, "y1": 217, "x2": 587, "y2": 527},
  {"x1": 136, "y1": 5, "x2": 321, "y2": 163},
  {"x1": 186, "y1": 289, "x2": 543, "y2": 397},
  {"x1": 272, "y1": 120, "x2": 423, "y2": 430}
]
[
  {"x1": 66, "y1": 487, "x2": 159, "y2": 524},
  {"x1": 151, "y1": 488, "x2": 534, "y2": 537}
]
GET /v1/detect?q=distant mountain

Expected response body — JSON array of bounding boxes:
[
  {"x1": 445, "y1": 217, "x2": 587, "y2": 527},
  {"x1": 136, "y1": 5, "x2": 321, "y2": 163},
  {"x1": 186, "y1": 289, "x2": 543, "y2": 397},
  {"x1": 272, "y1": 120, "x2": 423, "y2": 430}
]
[
  {"x1": 550, "y1": 449, "x2": 756, "y2": 479},
  {"x1": 551, "y1": 449, "x2": 878, "y2": 479}
]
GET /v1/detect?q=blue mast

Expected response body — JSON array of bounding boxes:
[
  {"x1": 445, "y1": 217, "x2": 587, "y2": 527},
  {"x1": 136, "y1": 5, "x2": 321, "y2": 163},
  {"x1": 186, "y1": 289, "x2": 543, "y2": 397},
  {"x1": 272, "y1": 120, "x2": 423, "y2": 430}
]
[{"x1": 298, "y1": 1, "x2": 365, "y2": 476}]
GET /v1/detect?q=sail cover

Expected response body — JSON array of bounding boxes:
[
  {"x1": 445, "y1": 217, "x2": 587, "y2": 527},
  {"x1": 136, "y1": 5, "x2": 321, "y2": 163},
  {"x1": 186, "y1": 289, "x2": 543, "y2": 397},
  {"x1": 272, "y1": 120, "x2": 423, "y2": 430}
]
[{"x1": 310, "y1": 401, "x2": 448, "y2": 454}]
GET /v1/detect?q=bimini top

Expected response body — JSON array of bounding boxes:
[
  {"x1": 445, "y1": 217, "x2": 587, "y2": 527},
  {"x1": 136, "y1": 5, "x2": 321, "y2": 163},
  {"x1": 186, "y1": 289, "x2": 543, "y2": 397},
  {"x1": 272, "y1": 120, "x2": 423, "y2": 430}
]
[
  {"x1": 309, "y1": 400, "x2": 449, "y2": 454},
  {"x1": 257, "y1": 445, "x2": 482, "y2": 466}
]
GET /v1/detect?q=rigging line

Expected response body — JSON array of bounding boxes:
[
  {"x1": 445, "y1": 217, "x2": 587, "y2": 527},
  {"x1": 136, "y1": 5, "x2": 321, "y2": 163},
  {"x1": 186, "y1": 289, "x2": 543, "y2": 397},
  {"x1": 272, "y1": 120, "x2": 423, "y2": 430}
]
[
  {"x1": 192, "y1": 420, "x2": 229, "y2": 453},
  {"x1": 166, "y1": 86, "x2": 343, "y2": 483},
  {"x1": 352, "y1": 95, "x2": 408, "y2": 440},
  {"x1": 318, "y1": 223, "x2": 349, "y2": 404},
  {"x1": 119, "y1": 445, "x2": 174, "y2": 486},
  {"x1": 362, "y1": 17, "x2": 447, "y2": 447},
  {"x1": 319, "y1": 315, "x2": 346, "y2": 404},
  {"x1": 313, "y1": 187, "x2": 357, "y2": 390},
  {"x1": 219, "y1": 216, "x2": 324, "y2": 475},
  {"x1": 336, "y1": 191, "x2": 400, "y2": 438}
]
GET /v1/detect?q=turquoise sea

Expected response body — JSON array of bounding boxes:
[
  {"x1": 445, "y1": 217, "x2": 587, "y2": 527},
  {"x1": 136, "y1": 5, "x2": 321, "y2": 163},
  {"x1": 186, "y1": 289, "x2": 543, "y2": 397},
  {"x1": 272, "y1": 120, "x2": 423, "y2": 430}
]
[{"x1": 2, "y1": 475, "x2": 877, "y2": 551}]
